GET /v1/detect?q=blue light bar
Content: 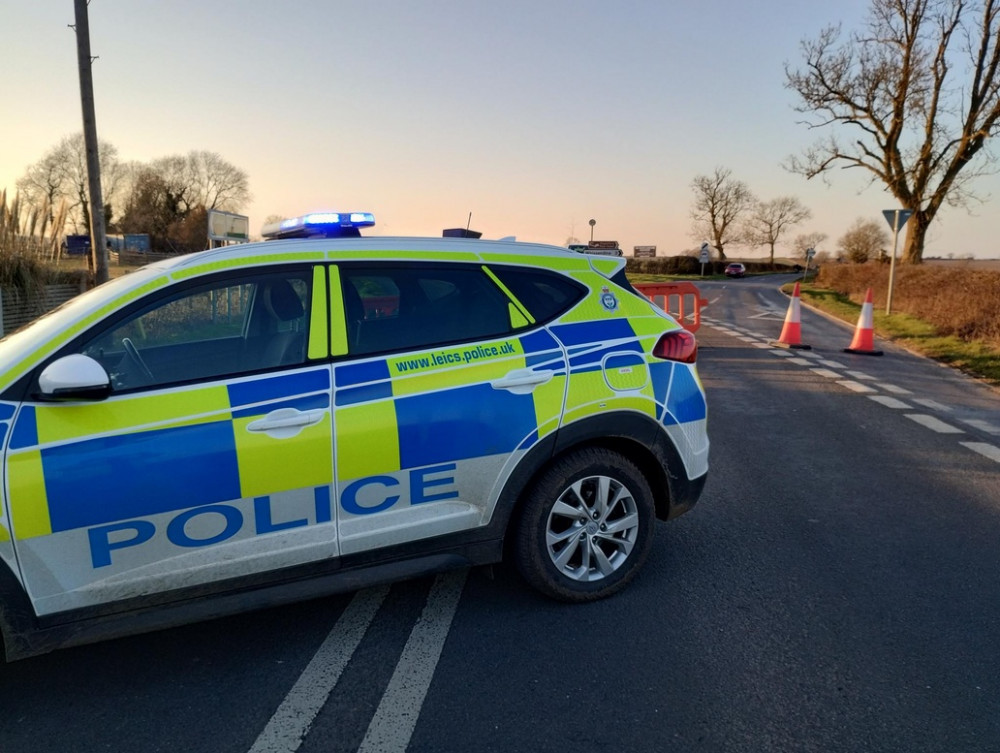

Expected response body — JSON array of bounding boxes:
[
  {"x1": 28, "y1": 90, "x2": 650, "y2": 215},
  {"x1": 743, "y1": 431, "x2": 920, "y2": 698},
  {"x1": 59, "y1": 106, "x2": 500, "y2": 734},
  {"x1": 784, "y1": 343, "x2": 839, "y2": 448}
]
[{"x1": 262, "y1": 212, "x2": 376, "y2": 240}]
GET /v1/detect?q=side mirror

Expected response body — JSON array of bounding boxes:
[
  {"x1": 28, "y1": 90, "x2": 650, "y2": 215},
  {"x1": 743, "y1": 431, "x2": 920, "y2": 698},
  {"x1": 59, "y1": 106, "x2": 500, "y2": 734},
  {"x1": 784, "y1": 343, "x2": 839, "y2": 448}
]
[{"x1": 37, "y1": 354, "x2": 111, "y2": 401}]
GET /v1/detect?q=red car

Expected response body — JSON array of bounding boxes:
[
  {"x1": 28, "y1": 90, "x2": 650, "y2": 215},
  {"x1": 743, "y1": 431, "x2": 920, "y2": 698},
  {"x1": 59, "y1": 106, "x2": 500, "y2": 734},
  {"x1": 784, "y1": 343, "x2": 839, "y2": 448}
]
[{"x1": 725, "y1": 263, "x2": 746, "y2": 278}]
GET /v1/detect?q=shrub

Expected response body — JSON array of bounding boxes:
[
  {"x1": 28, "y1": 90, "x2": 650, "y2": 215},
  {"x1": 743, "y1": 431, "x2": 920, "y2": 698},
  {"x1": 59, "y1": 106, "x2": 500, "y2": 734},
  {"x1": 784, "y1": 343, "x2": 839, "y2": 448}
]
[{"x1": 816, "y1": 263, "x2": 1000, "y2": 348}]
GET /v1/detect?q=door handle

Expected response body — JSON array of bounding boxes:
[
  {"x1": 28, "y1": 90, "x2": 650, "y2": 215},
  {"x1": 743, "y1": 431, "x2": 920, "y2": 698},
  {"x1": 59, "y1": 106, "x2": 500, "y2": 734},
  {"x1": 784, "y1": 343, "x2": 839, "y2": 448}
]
[
  {"x1": 491, "y1": 368, "x2": 552, "y2": 395},
  {"x1": 247, "y1": 408, "x2": 325, "y2": 438}
]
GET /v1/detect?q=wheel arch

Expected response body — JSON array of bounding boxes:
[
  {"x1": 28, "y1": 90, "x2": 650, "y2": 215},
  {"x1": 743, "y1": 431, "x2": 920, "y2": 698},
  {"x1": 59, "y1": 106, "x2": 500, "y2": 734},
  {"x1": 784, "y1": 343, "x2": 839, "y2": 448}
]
[{"x1": 495, "y1": 411, "x2": 698, "y2": 560}]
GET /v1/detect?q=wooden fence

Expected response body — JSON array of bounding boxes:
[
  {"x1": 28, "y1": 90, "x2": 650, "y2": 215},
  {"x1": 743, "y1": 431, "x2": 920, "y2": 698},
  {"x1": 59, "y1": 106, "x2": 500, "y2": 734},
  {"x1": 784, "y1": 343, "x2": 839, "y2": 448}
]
[{"x1": 0, "y1": 283, "x2": 88, "y2": 337}]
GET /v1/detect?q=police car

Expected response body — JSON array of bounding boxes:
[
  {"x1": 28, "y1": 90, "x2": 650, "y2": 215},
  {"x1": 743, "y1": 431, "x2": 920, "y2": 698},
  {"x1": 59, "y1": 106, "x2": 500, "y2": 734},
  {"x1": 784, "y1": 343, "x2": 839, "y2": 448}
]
[{"x1": 0, "y1": 213, "x2": 708, "y2": 660}]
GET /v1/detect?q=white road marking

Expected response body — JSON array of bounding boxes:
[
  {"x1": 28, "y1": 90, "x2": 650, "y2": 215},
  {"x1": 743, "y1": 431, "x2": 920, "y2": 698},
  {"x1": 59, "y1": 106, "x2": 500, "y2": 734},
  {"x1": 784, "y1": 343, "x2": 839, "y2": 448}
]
[
  {"x1": 905, "y1": 414, "x2": 964, "y2": 434},
  {"x1": 810, "y1": 368, "x2": 842, "y2": 379},
  {"x1": 752, "y1": 342, "x2": 772, "y2": 349},
  {"x1": 248, "y1": 585, "x2": 390, "y2": 753},
  {"x1": 960, "y1": 442, "x2": 1000, "y2": 463},
  {"x1": 869, "y1": 396, "x2": 911, "y2": 409},
  {"x1": 913, "y1": 398, "x2": 951, "y2": 412},
  {"x1": 882, "y1": 384, "x2": 913, "y2": 395},
  {"x1": 359, "y1": 569, "x2": 468, "y2": 753},
  {"x1": 786, "y1": 357, "x2": 813, "y2": 366},
  {"x1": 769, "y1": 349, "x2": 793, "y2": 357},
  {"x1": 818, "y1": 360, "x2": 845, "y2": 369},
  {"x1": 846, "y1": 370, "x2": 877, "y2": 381},
  {"x1": 838, "y1": 380, "x2": 877, "y2": 394},
  {"x1": 961, "y1": 419, "x2": 1000, "y2": 435}
]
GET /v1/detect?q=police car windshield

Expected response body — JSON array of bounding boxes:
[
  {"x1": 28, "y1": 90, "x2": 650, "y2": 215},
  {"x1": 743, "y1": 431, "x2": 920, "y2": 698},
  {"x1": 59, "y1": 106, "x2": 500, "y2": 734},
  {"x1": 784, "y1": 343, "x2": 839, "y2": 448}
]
[{"x1": 0, "y1": 264, "x2": 165, "y2": 372}]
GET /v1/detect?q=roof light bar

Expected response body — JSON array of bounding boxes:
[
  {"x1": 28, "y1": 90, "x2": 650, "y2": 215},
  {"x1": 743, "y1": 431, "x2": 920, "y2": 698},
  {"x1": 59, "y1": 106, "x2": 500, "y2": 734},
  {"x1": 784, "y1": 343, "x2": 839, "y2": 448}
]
[{"x1": 262, "y1": 212, "x2": 376, "y2": 240}]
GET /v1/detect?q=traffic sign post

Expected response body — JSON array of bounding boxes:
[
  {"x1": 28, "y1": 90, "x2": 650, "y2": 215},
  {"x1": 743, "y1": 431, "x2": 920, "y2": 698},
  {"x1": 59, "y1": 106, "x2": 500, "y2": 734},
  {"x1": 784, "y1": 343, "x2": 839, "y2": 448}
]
[
  {"x1": 883, "y1": 209, "x2": 914, "y2": 315},
  {"x1": 699, "y1": 242, "x2": 710, "y2": 277},
  {"x1": 804, "y1": 247, "x2": 815, "y2": 280}
]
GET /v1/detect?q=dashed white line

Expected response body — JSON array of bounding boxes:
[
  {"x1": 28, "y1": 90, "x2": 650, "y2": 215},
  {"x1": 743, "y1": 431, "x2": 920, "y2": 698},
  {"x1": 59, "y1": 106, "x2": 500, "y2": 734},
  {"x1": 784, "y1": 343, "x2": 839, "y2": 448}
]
[
  {"x1": 960, "y1": 442, "x2": 1000, "y2": 463},
  {"x1": 810, "y1": 368, "x2": 842, "y2": 379},
  {"x1": 817, "y1": 360, "x2": 845, "y2": 369},
  {"x1": 905, "y1": 414, "x2": 964, "y2": 434},
  {"x1": 248, "y1": 585, "x2": 390, "y2": 753},
  {"x1": 786, "y1": 357, "x2": 813, "y2": 366},
  {"x1": 913, "y1": 398, "x2": 952, "y2": 412},
  {"x1": 882, "y1": 384, "x2": 913, "y2": 395},
  {"x1": 846, "y1": 370, "x2": 877, "y2": 381},
  {"x1": 838, "y1": 380, "x2": 877, "y2": 394},
  {"x1": 769, "y1": 349, "x2": 793, "y2": 357},
  {"x1": 961, "y1": 419, "x2": 1000, "y2": 435},
  {"x1": 869, "y1": 395, "x2": 912, "y2": 409},
  {"x1": 359, "y1": 569, "x2": 468, "y2": 753}
]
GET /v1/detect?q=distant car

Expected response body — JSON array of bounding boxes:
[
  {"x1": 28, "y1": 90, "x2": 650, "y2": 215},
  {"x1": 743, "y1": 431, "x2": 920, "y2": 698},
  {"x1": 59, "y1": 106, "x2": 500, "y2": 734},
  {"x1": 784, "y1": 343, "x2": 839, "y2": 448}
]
[{"x1": 724, "y1": 263, "x2": 746, "y2": 278}]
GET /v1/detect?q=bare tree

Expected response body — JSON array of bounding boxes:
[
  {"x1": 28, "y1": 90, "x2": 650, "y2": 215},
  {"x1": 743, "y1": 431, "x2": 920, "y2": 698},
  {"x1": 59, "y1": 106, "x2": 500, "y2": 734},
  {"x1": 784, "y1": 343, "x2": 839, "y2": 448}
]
[
  {"x1": 839, "y1": 217, "x2": 890, "y2": 263},
  {"x1": 792, "y1": 231, "x2": 829, "y2": 260},
  {"x1": 744, "y1": 197, "x2": 812, "y2": 266},
  {"x1": 689, "y1": 167, "x2": 755, "y2": 261},
  {"x1": 16, "y1": 133, "x2": 121, "y2": 233},
  {"x1": 786, "y1": 0, "x2": 1000, "y2": 264},
  {"x1": 187, "y1": 151, "x2": 251, "y2": 212}
]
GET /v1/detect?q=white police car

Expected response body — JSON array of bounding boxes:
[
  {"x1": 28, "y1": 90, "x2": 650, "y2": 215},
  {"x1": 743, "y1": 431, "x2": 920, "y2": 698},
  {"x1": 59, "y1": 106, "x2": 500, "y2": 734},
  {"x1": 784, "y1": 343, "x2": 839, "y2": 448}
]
[{"x1": 0, "y1": 213, "x2": 708, "y2": 660}]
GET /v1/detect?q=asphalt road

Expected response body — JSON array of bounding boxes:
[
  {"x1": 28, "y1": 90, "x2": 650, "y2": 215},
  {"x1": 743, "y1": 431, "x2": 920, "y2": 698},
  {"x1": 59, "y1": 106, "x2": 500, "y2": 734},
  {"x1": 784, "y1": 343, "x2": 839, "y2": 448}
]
[{"x1": 2, "y1": 275, "x2": 999, "y2": 753}]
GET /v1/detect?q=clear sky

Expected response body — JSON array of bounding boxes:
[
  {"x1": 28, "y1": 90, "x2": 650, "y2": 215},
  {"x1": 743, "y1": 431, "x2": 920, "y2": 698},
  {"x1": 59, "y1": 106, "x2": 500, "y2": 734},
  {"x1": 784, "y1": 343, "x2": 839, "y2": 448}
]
[{"x1": 2, "y1": 1, "x2": 998, "y2": 258}]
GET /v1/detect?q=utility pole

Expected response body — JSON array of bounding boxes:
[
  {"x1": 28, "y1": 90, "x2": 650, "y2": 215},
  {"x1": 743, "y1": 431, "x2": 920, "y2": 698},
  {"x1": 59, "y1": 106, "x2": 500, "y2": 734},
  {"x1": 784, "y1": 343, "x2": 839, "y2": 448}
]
[{"x1": 73, "y1": 0, "x2": 109, "y2": 284}]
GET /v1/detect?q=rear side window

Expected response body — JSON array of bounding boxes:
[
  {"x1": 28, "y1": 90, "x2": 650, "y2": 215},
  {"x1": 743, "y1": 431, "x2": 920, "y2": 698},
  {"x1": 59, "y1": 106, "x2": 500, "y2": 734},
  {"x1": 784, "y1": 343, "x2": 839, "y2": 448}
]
[
  {"x1": 489, "y1": 266, "x2": 585, "y2": 323},
  {"x1": 341, "y1": 263, "x2": 515, "y2": 356}
]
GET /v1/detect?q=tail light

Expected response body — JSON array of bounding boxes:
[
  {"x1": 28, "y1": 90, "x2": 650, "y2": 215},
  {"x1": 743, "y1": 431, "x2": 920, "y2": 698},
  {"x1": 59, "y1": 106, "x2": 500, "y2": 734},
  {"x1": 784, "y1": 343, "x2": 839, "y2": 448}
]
[{"x1": 652, "y1": 330, "x2": 697, "y2": 363}]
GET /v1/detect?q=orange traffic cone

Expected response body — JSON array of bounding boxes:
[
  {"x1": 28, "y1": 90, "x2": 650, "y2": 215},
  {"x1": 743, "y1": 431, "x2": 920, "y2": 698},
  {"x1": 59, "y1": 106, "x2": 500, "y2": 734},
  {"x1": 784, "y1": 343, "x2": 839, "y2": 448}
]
[
  {"x1": 771, "y1": 282, "x2": 811, "y2": 349},
  {"x1": 843, "y1": 288, "x2": 883, "y2": 356}
]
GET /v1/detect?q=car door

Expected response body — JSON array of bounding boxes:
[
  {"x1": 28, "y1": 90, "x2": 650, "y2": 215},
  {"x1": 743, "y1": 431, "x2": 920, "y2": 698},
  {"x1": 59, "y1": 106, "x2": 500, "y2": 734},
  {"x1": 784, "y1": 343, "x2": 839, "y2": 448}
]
[
  {"x1": 4, "y1": 266, "x2": 338, "y2": 618},
  {"x1": 330, "y1": 261, "x2": 570, "y2": 556}
]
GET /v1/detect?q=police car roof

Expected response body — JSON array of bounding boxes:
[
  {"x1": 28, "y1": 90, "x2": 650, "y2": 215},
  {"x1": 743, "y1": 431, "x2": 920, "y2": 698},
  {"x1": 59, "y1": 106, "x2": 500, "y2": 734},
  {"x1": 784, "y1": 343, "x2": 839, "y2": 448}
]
[{"x1": 166, "y1": 235, "x2": 589, "y2": 270}]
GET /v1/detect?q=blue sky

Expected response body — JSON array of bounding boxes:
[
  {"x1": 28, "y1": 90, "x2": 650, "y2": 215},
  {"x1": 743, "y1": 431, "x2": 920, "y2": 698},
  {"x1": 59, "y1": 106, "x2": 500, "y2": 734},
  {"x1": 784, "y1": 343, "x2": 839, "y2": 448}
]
[{"x1": 2, "y1": 0, "x2": 997, "y2": 258}]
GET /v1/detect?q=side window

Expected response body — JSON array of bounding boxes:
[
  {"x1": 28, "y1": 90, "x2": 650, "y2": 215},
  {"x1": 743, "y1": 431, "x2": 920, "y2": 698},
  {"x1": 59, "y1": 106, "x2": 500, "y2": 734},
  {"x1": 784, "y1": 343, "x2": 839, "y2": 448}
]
[
  {"x1": 488, "y1": 266, "x2": 586, "y2": 323},
  {"x1": 341, "y1": 264, "x2": 514, "y2": 355},
  {"x1": 78, "y1": 272, "x2": 311, "y2": 391}
]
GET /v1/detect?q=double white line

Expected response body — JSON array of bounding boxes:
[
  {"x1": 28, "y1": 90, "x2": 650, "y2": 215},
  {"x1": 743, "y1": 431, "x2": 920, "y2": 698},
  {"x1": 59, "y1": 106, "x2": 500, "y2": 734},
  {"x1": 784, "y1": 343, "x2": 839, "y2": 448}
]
[{"x1": 248, "y1": 570, "x2": 468, "y2": 753}]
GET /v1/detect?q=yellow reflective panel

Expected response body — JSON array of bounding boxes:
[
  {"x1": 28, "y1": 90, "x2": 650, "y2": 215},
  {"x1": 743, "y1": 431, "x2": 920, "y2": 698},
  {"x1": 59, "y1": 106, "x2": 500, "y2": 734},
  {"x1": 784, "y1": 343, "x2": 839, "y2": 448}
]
[
  {"x1": 34, "y1": 386, "x2": 230, "y2": 445},
  {"x1": 328, "y1": 266, "x2": 349, "y2": 356},
  {"x1": 335, "y1": 400, "x2": 400, "y2": 480},
  {"x1": 234, "y1": 413, "x2": 333, "y2": 498},
  {"x1": 308, "y1": 266, "x2": 329, "y2": 360},
  {"x1": 327, "y1": 249, "x2": 481, "y2": 262},
  {"x1": 532, "y1": 374, "x2": 567, "y2": 439},
  {"x1": 478, "y1": 252, "x2": 588, "y2": 271},
  {"x1": 7, "y1": 450, "x2": 51, "y2": 539},
  {"x1": 171, "y1": 252, "x2": 327, "y2": 280}
]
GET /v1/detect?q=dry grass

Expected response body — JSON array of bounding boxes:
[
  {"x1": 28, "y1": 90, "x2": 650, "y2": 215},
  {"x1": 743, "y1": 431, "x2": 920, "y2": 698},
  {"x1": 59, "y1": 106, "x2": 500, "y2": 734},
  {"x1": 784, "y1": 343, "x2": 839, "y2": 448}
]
[
  {"x1": 816, "y1": 263, "x2": 1000, "y2": 349},
  {"x1": 0, "y1": 192, "x2": 88, "y2": 298}
]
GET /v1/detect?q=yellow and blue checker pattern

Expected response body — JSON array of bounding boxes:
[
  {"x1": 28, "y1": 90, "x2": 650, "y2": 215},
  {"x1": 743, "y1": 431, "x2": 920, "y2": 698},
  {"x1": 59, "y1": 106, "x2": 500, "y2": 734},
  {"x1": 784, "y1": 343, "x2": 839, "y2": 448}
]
[
  {"x1": 331, "y1": 329, "x2": 567, "y2": 485},
  {"x1": 4, "y1": 368, "x2": 333, "y2": 540}
]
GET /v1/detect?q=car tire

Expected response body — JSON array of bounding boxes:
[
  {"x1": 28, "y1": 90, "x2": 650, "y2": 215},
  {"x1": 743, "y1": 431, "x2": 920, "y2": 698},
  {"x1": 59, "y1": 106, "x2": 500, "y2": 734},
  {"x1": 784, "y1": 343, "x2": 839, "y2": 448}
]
[{"x1": 513, "y1": 447, "x2": 656, "y2": 602}]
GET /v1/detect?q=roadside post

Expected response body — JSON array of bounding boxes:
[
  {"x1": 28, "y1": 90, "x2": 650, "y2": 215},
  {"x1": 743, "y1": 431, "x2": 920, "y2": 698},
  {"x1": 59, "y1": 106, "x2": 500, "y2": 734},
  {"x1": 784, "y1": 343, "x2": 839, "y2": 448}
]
[
  {"x1": 699, "y1": 242, "x2": 710, "y2": 277},
  {"x1": 883, "y1": 209, "x2": 914, "y2": 315},
  {"x1": 804, "y1": 247, "x2": 815, "y2": 280}
]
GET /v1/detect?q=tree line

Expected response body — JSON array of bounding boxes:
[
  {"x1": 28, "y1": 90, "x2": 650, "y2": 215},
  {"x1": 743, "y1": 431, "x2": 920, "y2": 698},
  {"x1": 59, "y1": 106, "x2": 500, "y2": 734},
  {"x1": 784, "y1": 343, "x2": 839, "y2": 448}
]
[
  {"x1": 15, "y1": 134, "x2": 250, "y2": 254},
  {"x1": 689, "y1": 166, "x2": 893, "y2": 265}
]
